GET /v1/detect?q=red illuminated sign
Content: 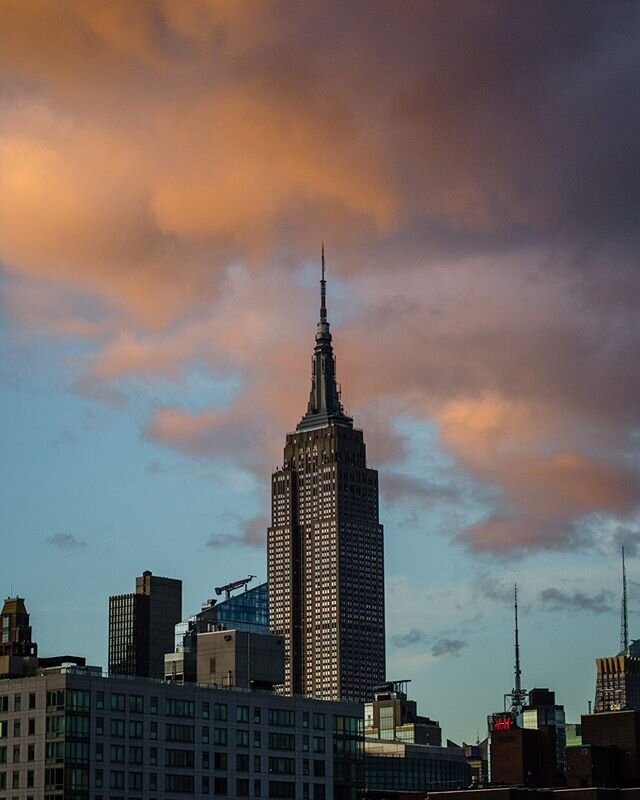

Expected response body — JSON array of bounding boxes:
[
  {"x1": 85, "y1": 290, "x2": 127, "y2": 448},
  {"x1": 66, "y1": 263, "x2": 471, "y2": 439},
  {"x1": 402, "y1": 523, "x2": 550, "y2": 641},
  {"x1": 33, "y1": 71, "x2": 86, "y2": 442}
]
[{"x1": 491, "y1": 714, "x2": 513, "y2": 731}]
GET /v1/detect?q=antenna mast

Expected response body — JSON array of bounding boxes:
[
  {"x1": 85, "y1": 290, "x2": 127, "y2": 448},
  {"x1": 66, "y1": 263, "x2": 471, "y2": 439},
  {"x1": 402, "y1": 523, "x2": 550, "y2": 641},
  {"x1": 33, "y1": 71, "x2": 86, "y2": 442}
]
[
  {"x1": 505, "y1": 583, "x2": 528, "y2": 715},
  {"x1": 621, "y1": 545, "x2": 629, "y2": 653}
]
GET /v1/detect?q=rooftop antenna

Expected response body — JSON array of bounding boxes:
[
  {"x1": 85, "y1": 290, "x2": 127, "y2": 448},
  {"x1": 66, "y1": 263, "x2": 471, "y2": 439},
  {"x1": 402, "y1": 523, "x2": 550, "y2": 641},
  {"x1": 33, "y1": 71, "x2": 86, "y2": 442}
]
[
  {"x1": 505, "y1": 583, "x2": 528, "y2": 714},
  {"x1": 621, "y1": 545, "x2": 629, "y2": 653},
  {"x1": 320, "y1": 243, "x2": 327, "y2": 323}
]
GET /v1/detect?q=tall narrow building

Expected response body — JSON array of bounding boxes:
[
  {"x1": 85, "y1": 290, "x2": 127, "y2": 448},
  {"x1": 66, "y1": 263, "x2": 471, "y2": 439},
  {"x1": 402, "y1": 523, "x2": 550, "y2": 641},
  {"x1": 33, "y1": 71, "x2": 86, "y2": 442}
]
[
  {"x1": 268, "y1": 251, "x2": 385, "y2": 702},
  {"x1": 109, "y1": 570, "x2": 182, "y2": 679}
]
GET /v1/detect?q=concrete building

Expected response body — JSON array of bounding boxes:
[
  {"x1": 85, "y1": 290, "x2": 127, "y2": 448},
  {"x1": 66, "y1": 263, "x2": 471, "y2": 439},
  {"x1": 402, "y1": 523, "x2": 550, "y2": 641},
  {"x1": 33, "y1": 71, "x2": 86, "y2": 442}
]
[
  {"x1": 108, "y1": 571, "x2": 182, "y2": 679},
  {"x1": 0, "y1": 664, "x2": 364, "y2": 800},
  {"x1": 489, "y1": 712, "x2": 564, "y2": 788},
  {"x1": 364, "y1": 681, "x2": 441, "y2": 746},
  {"x1": 195, "y1": 630, "x2": 285, "y2": 690},
  {"x1": 268, "y1": 253, "x2": 385, "y2": 702}
]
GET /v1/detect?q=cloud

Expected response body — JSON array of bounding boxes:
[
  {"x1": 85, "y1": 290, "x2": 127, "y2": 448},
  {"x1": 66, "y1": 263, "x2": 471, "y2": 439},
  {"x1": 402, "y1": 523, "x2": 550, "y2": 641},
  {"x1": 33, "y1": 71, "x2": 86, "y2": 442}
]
[
  {"x1": 391, "y1": 628, "x2": 468, "y2": 658},
  {"x1": 430, "y1": 638, "x2": 468, "y2": 658},
  {"x1": 206, "y1": 515, "x2": 267, "y2": 549},
  {"x1": 47, "y1": 532, "x2": 86, "y2": 550},
  {"x1": 2, "y1": 2, "x2": 640, "y2": 558},
  {"x1": 538, "y1": 587, "x2": 613, "y2": 614}
]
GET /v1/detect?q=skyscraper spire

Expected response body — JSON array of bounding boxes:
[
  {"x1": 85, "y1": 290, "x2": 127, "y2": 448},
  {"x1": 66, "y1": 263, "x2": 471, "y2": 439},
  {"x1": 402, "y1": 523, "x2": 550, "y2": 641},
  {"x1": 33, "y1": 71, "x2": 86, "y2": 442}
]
[
  {"x1": 621, "y1": 545, "x2": 629, "y2": 653},
  {"x1": 297, "y1": 248, "x2": 352, "y2": 432},
  {"x1": 320, "y1": 243, "x2": 327, "y2": 323}
]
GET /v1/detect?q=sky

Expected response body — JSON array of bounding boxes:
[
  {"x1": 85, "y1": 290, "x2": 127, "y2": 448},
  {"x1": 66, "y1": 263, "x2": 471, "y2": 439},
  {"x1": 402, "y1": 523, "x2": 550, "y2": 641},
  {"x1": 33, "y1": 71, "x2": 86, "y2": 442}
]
[{"x1": 1, "y1": 0, "x2": 640, "y2": 744}]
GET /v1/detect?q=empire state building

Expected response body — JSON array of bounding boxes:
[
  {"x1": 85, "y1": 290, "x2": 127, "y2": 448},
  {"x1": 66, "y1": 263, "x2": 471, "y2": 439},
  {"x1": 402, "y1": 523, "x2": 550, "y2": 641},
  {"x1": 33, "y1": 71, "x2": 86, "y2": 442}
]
[{"x1": 267, "y1": 252, "x2": 385, "y2": 702}]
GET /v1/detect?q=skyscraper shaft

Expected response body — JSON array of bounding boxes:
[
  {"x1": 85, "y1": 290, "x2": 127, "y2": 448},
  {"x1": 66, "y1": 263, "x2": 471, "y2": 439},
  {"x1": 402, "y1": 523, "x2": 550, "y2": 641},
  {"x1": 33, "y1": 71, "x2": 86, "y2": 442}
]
[{"x1": 268, "y1": 253, "x2": 385, "y2": 701}]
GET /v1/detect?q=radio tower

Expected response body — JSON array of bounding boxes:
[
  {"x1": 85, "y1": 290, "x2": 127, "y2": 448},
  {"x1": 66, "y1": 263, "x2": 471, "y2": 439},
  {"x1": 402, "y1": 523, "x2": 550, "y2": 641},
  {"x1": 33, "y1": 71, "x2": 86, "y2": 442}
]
[
  {"x1": 621, "y1": 545, "x2": 629, "y2": 654},
  {"x1": 505, "y1": 583, "x2": 528, "y2": 714}
]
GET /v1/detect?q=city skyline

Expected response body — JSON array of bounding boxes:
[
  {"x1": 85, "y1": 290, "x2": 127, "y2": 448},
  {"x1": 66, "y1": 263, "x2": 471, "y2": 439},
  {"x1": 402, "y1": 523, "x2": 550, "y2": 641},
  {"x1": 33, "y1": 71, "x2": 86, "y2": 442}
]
[{"x1": 2, "y1": 1, "x2": 640, "y2": 745}]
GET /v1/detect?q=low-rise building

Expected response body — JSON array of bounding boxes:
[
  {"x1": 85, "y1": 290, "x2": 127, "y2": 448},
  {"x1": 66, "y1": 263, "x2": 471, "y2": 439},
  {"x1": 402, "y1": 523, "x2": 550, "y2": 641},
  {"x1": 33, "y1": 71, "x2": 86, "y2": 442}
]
[{"x1": 0, "y1": 665, "x2": 363, "y2": 800}]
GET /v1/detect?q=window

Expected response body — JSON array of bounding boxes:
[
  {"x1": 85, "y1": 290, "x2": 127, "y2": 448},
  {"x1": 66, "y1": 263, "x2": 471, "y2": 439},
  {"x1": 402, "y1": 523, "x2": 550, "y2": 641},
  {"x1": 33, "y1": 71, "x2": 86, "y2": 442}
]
[
  {"x1": 165, "y1": 724, "x2": 194, "y2": 743},
  {"x1": 95, "y1": 717, "x2": 104, "y2": 736},
  {"x1": 129, "y1": 720, "x2": 143, "y2": 739},
  {"x1": 237, "y1": 753, "x2": 249, "y2": 772},
  {"x1": 237, "y1": 778, "x2": 250, "y2": 796},
  {"x1": 202, "y1": 726, "x2": 210, "y2": 744},
  {"x1": 14, "y1": 695, "x2": 21, "y2": 712},
  {"x1": 254, "y1": 731, "x2": 262, "y2": 748},
  {"x1": 165, "y1": 749, "x2": 195, "y2": 768},
  {"x1": 12, "y1": 745, "x2": 19, "y2": 763},
  {"x1": 28, "y1": 693, "x2": 36, "y2": 709},
  {"x1": 214, "y1": 777, "x2": 228, "y2": 795},
  {"x1": 166, "y1": 698, "x2": 194, "y2": 718},
  {"x1": 214, "y1": 752, "x2": 227, "y2": 770},
  {"x1": 129, "y1": 746, "x2": 143, "y2": 764},
  {"x1": 0, "y1": 746, "x2": 5, "y2": 764},
  {"x1": 0, "y1": 721, "x2": 6, "y2": 738},
  {"x1": 13, "y1": 720, "x2": 20, "y2": 737},
  {"x1": 302, "y1": 712, "x2": 309, "y2": 728},
  {"x1": 65, "y1": 715, "x2": 89, "y2": 737},
  {"x1": 203, "y1": 702, "x2": 210, "y2": 719},
  {"x1": 150, "y1": 747, "x2": 158, "y2": 766},
  {"x1": 213, "y1": 728, "x2": 227, "y2": 746},
  {"x1": 166, "y1": 774, "x2": 195, "y2": 792},
  {"x1": 202, "y1": 751, "x2": 210, "y2": 769},
  {"x1": 110, "y1": 745, "x2": 125, "y2": 763},
  {"x1": 268, "y1": 709, "x2": 295, "y2": 727},
  {"x1": 95, "y1": 743, "x2": 103, "y2": 762},
  {"x1": 95, "y1": 769, "x2": 103, "y2": 788},
  {"x1": 214, "y1": 703, "x2": 227, "y2": 721},
  {"x1": 268, "y1": 780, "x2": 295, "y2": 798},
  {"x1": 268, "y1": 757, "x2": 295, "y2": 775},
  {"x1": 312, "y1": 713, "x2": 325, "y2": 730},
  {"x1": 313, "y1": 760, "x2": 325, "y2": 777},
  {"x1": 150, "y1": 721, "x2": 157, "y2": 740},
  {"x1": 28, "y1": 718, "x2": 35, "y2": 736},
  {"x1": 27, "y1": 744, "x2": 35, "y2": 762},
  {"x1": 129, "y1": 695, "x2": 144, "y2": 714},
  {"x1": 313, "y1": 737, "x2": 325, "y2": 754},
  {"x1": 313, "y1": 785, "x2": 326, "y2": 800},
  {"x1": 237, "y1": 705, "x2": 249, "y2": 723},
  {"x1": 0, "y1": 696, "x2": 7, "y2": 712},
  {"x1": 66, "y1": 690, "x2": 89, "y2": 711},
  {"x1": 129, "y1": 772, "x2": 143, "y2": 790},
  {"x1": 236, "y1": 729, "x2": 249, "y2": 747},
  {"x1": 268, "y1": 733, "x2": 295, "y2": 751},
  {"x1": 255, "y1": 779, "x2": 262, "y2": 797},
  {"x1": 110, "y1": 770, "x2": 124, "y2": 789},
  {"x1": 95, "y1": 692, "x2": 104, "y2": 710},
  {"x1": 110, "y1": 719, "x2": 125, "y2": 738},
  {"x1": 110, "y1": 693, "x2": 125, "y2": 712},
  {"x1": 254, "y1": 755, "x2": 261, "y2": 772},
  {"x1": 254, "y1": 707, "x2": 262, "y2": 724},
  {"x1": 150, "y1": 696, "x2": 158, "y2": 715}
]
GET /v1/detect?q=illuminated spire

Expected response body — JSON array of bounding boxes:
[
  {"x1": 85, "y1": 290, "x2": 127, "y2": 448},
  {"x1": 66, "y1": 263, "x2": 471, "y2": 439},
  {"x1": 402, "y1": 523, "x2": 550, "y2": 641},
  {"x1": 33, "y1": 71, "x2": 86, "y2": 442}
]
[{"x1": 320, "y1": 243, "x2": 327, "y2": 323}]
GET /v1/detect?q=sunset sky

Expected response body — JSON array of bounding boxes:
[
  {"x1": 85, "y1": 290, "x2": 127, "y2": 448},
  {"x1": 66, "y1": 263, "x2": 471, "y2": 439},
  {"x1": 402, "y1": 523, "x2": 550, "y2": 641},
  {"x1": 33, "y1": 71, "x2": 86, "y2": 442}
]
[{"x1": 2, "y1": 1, "x2": 640, "y2": 742}]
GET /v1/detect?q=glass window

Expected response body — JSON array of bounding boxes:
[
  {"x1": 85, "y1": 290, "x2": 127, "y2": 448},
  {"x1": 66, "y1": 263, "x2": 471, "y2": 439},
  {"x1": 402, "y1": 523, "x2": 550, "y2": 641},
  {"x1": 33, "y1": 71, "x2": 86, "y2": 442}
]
[
  {"x1": 214, "y1": 703, "x2": 227, "y2": 721},
  {"x1": 28, "y1": 693, "x2": 36, "y2": 710},
  {"x1": 129, "y1": 695, "x2": 144, "y2": 714},
  {"x1": 14, "y1": 696, "x2": 21, "y2": 712},
  {"x1": 110, "y1": 694, "x2": 125, "y2": 712},
  {"x1": 237, "y1": 705, "x2": 249, "y2": 723}
]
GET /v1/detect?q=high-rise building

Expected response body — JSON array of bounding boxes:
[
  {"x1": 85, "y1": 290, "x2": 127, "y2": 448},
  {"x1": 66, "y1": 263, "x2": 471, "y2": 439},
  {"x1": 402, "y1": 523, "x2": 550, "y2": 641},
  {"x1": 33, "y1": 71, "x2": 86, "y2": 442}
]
[
  {"x1": 108, "y1": 570, "x2": 182, "y2": 679},
  {"x1": 364, "y1": 681, "x2": 442, "y2": 746},
  {"x1": 268, "y1": 252, "x2": 385, "y2": 702},
  {"x1": 0, "y1": 597, "x2": 38, "y2": 678},
  {"x1": 595, "y1": 641, "x2": 640, "y2": 712}
]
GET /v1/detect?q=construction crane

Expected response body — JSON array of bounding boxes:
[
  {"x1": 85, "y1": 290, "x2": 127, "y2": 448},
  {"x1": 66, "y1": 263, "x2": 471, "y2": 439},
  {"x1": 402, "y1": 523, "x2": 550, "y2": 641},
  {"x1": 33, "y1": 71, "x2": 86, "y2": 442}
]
[{"x1": 214, "y1": 575, "x2": 256, "y2": 601}]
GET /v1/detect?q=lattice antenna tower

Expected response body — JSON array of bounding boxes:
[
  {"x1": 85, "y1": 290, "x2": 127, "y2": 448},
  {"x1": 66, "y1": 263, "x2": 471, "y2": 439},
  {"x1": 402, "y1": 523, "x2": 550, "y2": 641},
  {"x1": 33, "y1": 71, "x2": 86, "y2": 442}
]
[{"x1": 621, "y1": 545, "x2": 629, "y2": 653}]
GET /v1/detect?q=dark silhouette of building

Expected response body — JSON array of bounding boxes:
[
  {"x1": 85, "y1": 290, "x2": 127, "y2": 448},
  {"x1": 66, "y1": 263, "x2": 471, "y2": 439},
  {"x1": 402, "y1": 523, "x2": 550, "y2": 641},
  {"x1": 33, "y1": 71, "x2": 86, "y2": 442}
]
[
  {"x1": 522, "y1": 689, "x2": 567, "y2": 777},
  {"x1": 268, "y1": 251, "x2": 385, "y2": 701},
  {"x1": 489, "y1": 713, "x2": 564, "y2": 788},
  {"x1": 108, "y1": 570, "x2": 181, "y2": 679},
  {"x1": 567, "y1": 711, "x2": 640, "y2": 788}
]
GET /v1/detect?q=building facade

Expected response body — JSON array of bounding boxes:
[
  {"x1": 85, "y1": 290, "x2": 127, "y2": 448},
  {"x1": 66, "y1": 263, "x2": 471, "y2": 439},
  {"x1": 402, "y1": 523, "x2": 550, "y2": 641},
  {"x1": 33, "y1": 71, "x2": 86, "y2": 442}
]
[
  {"x1": 364, "y1": 682, "x2": 441, "y2": 746},
  {"x1": 268, "y1": 255, "x2": 385, "y2": 702},
  {"x1": 595, "y1": 641, "x2": 640, "y2": 713},
  {"x1": 0, "y1": 666, "x2": 363, "y2": 800},
  {"x1": 108, "y1": 572, "x2": 182, "y2": 680}
]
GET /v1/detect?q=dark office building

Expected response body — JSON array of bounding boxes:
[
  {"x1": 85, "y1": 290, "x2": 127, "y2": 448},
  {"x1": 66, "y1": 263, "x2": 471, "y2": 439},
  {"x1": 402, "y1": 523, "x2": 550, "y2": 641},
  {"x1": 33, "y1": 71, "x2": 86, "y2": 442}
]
[
  {"x1": 268, "y1": 254, "x2": 385, "y2": 702},
  {"x1": 567, "y1": 710, "x2": 640, "y2": 788},
  {"x1": 108, "y1": 570, "x2": 181, "y2": 679},
  {"x1": 0, "y1": 597, "x2": 38, "y2": 678},
  {"x1": 489, "y1": 713, "x2": 564, "y2": 788}
]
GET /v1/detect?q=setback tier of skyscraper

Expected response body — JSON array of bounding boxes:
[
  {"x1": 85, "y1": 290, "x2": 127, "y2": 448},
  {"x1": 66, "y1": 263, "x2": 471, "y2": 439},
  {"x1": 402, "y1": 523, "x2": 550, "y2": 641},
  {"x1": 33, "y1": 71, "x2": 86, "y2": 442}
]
[{"x1": 268, "y1": 252, "x2": 385, "y2": 702}]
